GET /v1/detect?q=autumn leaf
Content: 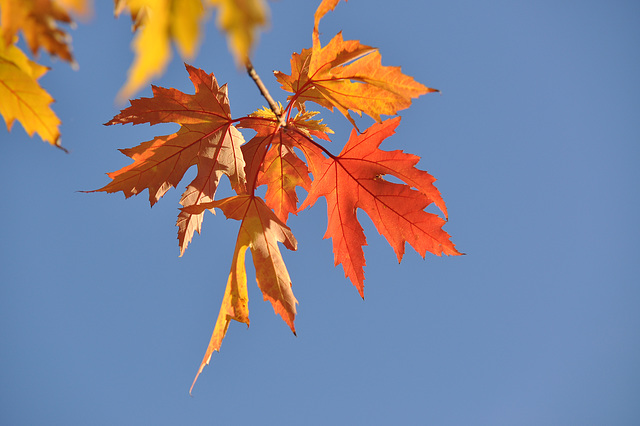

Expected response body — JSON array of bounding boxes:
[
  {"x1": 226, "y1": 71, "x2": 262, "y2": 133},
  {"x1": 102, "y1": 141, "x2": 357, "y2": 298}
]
[
  {"x1": 184, "y1": 194, "x2": 297, "y2": 394},
  {"x1": 0, "y1": 0, "x2": 91, "y2": 148},
  {"x1": 0, "y1": 41, "x2": 62, "y2": 148},
  {"x1": 275, "y1": 0, "x2": 435, "y2": 128},
  {"x1": 0, "y1": 0, "x2": 82, "y2": 64},
  {"x1": 96, "y1": 64, "x2": 246, "y2": 256},
  {"x1": 115, "y1": 0, "x2": 205, "y2": 101},
  {"x1": 209, "y1": 0, "x2": 268, "y2": 65},
  {"x1": 115, "y1": 0, "x2": 269, "y2": 100},
  {"x1": 300, "y1": 117, "x2": 460, "y2": 296},
  {"x1": 275, "y1": 33, "x2": 437, "y2": 128}
]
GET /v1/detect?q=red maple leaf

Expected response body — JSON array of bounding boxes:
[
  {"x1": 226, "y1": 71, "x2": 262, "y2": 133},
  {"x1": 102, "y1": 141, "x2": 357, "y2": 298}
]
[
  {"x1": 95, "y1": 64, "x2": 246, "y2": 255},
  {"x1": 300, "y1": 117, "x2": 461, "y2": 296}
]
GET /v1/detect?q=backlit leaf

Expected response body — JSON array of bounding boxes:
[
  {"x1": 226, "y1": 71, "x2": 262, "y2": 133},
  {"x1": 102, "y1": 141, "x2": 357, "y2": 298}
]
[
  {"x1": 115, "y1": 0, "x2": 205, "y2": 101},
  {"x1": 0, "y1": 42, "x2": 62, "y2": 148},
  {"x1": 96, "y1": 64, "x2": 246, "y2": 256},
  {"x1": 300, "y1": 117, "x2": 460, "y2": 296},
  {"x1": 184, "y1": 194, "x2": 297, "y2": 393},
  {"x1": 208, "y1": 0, "x2": 268, "y2": 64},
  {"x1": 276, "y1": 32, "x2": 437, "y2": 128}
]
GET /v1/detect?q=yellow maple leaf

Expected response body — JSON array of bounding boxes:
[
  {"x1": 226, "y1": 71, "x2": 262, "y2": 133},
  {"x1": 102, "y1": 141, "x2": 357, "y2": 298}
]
[
  {"x1": 0, "y1": 42, "x2": 63, "y2": 149},
  {"x1": 0, "y1": 0, "x2": 91, "y2": 148},
  {"x1": 115, "y1": 0, "x2": 204, "y2": 101},
  {"x1": 208, "y1": 0, "x2": 268, "y2": 65},
  {"x1": 184, "y1": 194, "x2": 297, "y2": 394}
]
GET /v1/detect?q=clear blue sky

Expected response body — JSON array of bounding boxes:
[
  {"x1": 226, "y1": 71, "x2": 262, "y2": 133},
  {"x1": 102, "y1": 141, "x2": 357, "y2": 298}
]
[{"x1": 1, "y1": 1, "x2": 639, "y2": 424}]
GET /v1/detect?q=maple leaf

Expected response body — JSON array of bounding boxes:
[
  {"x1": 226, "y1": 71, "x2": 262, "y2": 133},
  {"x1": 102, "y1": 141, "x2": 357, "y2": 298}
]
[
  {"x1": 275, "y1": 10, "x2": 437, "y2": 127},
  {"x1": 209, "y1": 0, "x2": 268, "y2": 65},
  {"x1": 96, "y1": 64, "x2": 246, "y2": 255},
  {"x1": 115, "y1": 0, "x2": 205, "y2": 101},
  {"x1": 238, "y1": 107, "x2": 332, "y2": 222},
  {"x1": 300, "y1": 117, "x2": 460, "y2": 296},
  {"x1": 0, "y1": 41, "x2": 62, "y2": 148},
  {"x1": 183, "y1": 194, "x2": 297, "y2": 394},
  {"x1": 0, "y1": 0, "x2": 81, "y2": 64}
]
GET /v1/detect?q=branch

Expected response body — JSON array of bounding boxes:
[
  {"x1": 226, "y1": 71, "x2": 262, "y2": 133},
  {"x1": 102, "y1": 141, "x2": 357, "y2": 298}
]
[{"x1": 246, "y1": 60, "x2": 287, "y2": 128}]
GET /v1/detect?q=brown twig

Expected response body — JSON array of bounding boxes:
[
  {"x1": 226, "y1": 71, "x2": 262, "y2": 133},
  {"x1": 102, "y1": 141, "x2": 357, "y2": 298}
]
[{"x1": 246, "y1": 60, "x2": 287, "y2": 128}]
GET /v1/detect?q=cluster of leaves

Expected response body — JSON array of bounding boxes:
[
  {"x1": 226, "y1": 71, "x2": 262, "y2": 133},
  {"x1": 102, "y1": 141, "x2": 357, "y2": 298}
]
[
  {"x1": 0, "y1": 0, "x2": 269, "y2": 149},
  {"x1": 2, "y1": 0, "x2": 460, "y2": 392},
  {"x1": 95, "y1": 0, "x2": 461, "y2": 393}
]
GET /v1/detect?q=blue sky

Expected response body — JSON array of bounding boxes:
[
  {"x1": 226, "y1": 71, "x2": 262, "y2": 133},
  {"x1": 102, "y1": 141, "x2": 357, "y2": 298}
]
[{"x1": 1, "y1": 1, "x2": 639, "y2": 424}]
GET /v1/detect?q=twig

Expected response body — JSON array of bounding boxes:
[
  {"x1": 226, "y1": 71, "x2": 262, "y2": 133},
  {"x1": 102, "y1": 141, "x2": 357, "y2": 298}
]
[{"x1": 246, "y1": 60, "x2": 287, "y2": 128}]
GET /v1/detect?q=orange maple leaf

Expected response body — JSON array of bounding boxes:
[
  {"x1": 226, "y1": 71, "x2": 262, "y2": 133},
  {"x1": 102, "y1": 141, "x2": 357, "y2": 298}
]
[
  {"x1": 183, "y1": 194, "x2": 297, "y2": 394},
  {"x1": 97, "y1": 64, "x2": 246, "y2": 255},
  {"x1": 300, "y1": 117, "x2": 461, "y2": 296},
  {"x1": 275, "y1": 32, "x2": 436, "y2": 127}
]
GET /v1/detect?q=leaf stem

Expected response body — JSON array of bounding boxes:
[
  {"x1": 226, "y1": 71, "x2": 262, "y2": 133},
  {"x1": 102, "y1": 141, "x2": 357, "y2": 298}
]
[
  {"x1": 287, "y1": 125, "x2": 337, "y2": 159},
  {"x1": 246, "y1": 61, "x2": 287, "y2": 128}
]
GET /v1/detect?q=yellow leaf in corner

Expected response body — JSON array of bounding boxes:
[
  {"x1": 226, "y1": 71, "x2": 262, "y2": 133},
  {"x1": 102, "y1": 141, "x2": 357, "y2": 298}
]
[
  {"x1": 115, "y1": 0, "x2": 204, "y2": 101},
  {"x1": 0, "y1": 42, "x2": 62, "y2": 149},
  {"x1": 208, "y1": 0, "x2": 268, "y2": 64}
]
